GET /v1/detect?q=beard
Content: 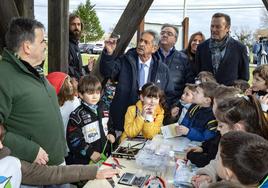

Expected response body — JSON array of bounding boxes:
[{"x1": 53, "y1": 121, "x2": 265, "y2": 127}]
[{"x1": 70, "y1": 29, "x2": 82, "y2": 40}]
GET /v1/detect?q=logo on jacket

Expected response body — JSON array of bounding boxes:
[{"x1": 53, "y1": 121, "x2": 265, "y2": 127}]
[{"x1": 0, "y1": 176, "x2": 12, "y2": 188}]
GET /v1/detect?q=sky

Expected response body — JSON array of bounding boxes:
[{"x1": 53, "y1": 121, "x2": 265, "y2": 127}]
[{"x1": 35, "y1": 0, "x2": 266, "y2": 39}]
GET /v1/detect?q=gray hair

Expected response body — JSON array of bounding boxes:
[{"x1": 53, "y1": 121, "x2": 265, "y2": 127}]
[
  {"x1": 141, "y1": 30, "x2": 160, "y2": 46},
  {"x1": 5, "y1": 17, "x2": 45, "y2": 53}
]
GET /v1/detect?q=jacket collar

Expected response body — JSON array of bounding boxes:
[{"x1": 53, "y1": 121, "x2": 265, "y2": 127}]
[
  {"x1": 2, "y1": 48, "x2": 39, "y2": 78},
  {"x1": 124, "y1": 48, "x2": 162, "y2": 93},
  {"x1": 158, "y1": 46, "x2": 175, "y2": 59},
  {"x1": 125, "y1": 48, "x2": 161, "y2": 64},
  {"x1": 81, "y1": 100, "x2": 99, "y2": 114},
  {"x1": 259, "y1": 174, "x2": 268, "y2": 188}
]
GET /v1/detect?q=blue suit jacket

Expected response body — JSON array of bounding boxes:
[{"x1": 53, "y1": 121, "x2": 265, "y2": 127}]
[
  {"x1": 196, "y1": 37, "x2": 249, "y2": 85},
  {"x1": 99, "y1": 48, "x2": 174, "y2": 131}
]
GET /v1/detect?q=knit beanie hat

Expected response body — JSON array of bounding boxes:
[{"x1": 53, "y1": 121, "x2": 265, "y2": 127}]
[{"x1": 46, "y1": 72, "x2": 68, "y2": 95}]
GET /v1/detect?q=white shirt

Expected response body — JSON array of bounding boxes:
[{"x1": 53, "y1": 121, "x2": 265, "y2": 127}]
[
  {"x1": 138, "y1": 56, "x2": 152, "y2": 88},
  {"x1": 0, "y1": 156, "x2": 22, "y2": 188},
  {"x1": 60, "y1": 96, "x2": 81, "y2": 153},
  {"x1": 60, "y1": 96, "x2": 81, "y2": 136}
]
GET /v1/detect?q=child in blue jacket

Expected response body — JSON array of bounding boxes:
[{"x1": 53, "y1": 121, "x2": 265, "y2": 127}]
[{"x1": 176, "y1": 82, "x2": 218, "y2": 141}]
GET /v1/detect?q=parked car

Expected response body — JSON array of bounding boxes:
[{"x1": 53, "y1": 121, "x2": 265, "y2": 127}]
[
  {"x1": 79, "y1": 43, "x2": 94, "y2": 54},
  {"x1": 93, "y1": 43, "x2": 104, "y2": 54}
]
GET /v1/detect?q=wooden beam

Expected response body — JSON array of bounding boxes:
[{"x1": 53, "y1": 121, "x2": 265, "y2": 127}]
[
  {"x1": 182, "y1": 17, "x2": 189, "y2": 49},
  {"x1": 0, "y1": 0, "x2": 19, "y2": 53},
  {"x1": 14, "y1": 0, "x2": 34, "y2": 18},
  {"x1": 47, "y1": 0, "x2": 69, "y2": 73},
  {"x1": 111, "y1": 0, "x2": 154, "y2": 57},
  {"x1": 136, "y1": 19, "x2": 145, "y2": 45},
  {"x1": 262, "y1": 0, "x2": 268, "y2": 11}
]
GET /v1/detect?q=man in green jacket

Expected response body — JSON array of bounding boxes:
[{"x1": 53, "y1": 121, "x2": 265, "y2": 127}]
[{"x1": 0, "y1": 18, "x2": 66, "y2": 165}]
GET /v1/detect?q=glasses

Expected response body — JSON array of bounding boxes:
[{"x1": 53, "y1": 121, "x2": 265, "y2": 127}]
[{"x1": 160, "y1": 31, "x2": 175, "y2": 37}]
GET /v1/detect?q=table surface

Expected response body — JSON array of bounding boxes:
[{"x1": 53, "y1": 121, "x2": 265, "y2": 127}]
[{"x1": 83, "y1": 135, "x2": 200, "y2": 188}]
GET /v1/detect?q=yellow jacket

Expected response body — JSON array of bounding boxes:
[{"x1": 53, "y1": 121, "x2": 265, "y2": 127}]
[{"x1": 120, "y1": 100, "x2": 164, "y2": 143}]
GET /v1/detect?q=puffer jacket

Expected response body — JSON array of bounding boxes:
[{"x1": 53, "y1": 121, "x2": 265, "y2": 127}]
[{"x1": 120, "y1": 100, "x2": 164, "y2": 142}]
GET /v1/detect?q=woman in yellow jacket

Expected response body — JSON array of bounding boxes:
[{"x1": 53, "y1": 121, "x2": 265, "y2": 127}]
[{"x1": 120, "y1": 83, "x2": 165, "y2": 142}]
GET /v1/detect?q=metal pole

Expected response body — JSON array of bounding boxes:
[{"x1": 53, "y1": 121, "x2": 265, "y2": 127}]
[{"x1": 183, "y1": 0, "x2": 187, "y2": 18}]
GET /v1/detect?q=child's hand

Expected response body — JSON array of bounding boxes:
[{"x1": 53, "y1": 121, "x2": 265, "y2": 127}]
[
  {"x1": 191, "y1": 175, "x2": 212, "y2": 188},
  {"x1": 245, "y1": 87, "x2": 253, "y2": 95},
  {"x1": 107, "y1": 134, "x2": 115, "y2": 144},
  {"x1": 185, "y1": 146, "x2": 203, "y2": 154},
  {"x1": 141, "y1": 104, "x2": 154, "y2": 118},
  {"x1": 175, "y1": 125, "x2": 189, "y2": 136},
  {"x1": 90, "y1": 151, "x2": 101, "y2": 162},
  {"x1": 171, "y1": 106, "x2": 180, "y2": 118},
  {"x1": 259, "y1": 94, "x2": 268, "y2": 105}
]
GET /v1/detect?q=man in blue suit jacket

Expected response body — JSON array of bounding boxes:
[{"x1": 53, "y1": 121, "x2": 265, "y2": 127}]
[
  {"x1": 99, "y1": 30, "x2": 173, "y2": 134},
  {"x1": 196, "y1": 12, "x2": 249, "y2": 85}
]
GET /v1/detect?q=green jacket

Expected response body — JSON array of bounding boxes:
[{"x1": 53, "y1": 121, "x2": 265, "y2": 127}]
[{"x1": 0, "y1": 49, "x2": 66, "y2": 165}]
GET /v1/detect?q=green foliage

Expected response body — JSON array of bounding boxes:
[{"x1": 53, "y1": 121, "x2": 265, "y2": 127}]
[{"x1": 74, "y1": 0, "x2": 104, "y2": 42}]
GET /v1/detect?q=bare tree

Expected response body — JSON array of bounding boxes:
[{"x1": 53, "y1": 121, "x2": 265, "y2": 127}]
[
  {"x1": 260, "y1": 9, "x2": 268, "y2": 29},
  {"x1": 233, "y1": 26, "x2": 254, "y2": 51}
]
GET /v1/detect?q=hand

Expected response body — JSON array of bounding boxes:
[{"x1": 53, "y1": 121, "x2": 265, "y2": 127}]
[
  {"x1": 171, "y1": 106, "x2": 180, "y2": 118},
  {"x1": 259, "y1": 94, "x2": 268, "y2": 105},
  {"x1": 175, "y1": 125, "x2": 189, "y2": 136},
  {"x1": 191, "y1": 175, "x2": 212, "y2": 188},
  {"x1": 104, "y1": 38, "x2": 118, "y2": 55},
  {"x1": 90, "y1": 151, "x2": 101, "y2": 162},
  {"x1": 96, "y1": 168, "x2": 120, "y2": 179},
  {"x1": 245, "y1": 87, "x2": 253, "y2": 95},
  {"x1": 87, "y1": 57, "x2": 95, "y2": 72},
  {"x1": 34, "y1": 147, "x2": 49, "y2": 165},
  {"x1": 107, "y1": 134, "x2": 115, "y2": 144},
  {"x1": 186, "y1": 146, "x2": 203, "y2": 154},
  {"x1": 141, "y1": 104, "x2": 154, "y2": 118},
  {"x1": 70, "y1": 77, "x2": 78, "y2": 90}
]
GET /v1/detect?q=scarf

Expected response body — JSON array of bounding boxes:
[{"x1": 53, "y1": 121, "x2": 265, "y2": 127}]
[
  {"x1": 209, "y1": 34, "x2": 230, "y2": 74},
  {"x1": 82, "y1": 101, "x2": 98, "y2": 115}
]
